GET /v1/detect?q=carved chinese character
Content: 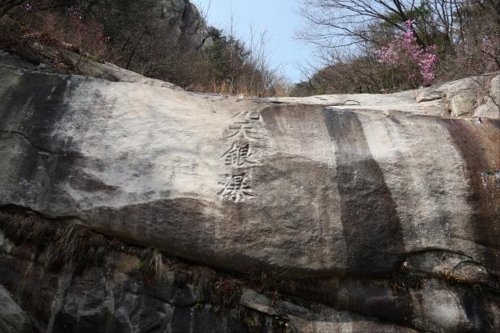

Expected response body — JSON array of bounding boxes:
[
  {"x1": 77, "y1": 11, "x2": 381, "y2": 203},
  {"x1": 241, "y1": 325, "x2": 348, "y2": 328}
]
[
  {"x1": 218, "y1": 173, "x2": 254, "y2": 202},
  {"x1": 224, "y1": 121, "x2": 258, "y2": 139},
  {"x1": 221, "y1": 143, "x2": 256, "y2": 167},
  {"x1": 231, "y1": 110, "x2": 261, "y2": 121},
  {"x1": 245, "y1": 110, "x2": 261, "y2": 121}
]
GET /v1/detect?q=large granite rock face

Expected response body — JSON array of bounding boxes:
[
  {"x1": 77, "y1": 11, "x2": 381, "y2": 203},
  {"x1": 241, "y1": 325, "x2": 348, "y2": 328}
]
[
  {"x1": 0, "y1": 62, "x2": 499, "y2": 332},
  {"x1": 81, "y1": 0, "x2": 207, "y2": 47},
  {"x1": 73, "y1": 0, "x2": 208, "y2": 78}
]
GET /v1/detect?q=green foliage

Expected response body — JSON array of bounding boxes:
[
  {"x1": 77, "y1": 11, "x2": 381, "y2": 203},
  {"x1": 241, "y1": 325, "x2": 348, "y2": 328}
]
[
  {"x1": 203, "y1": 26, "x2": 250, "y2": 86},
  {"x1": 289, "y1": 80, "x2": 316, "y2": 97}
]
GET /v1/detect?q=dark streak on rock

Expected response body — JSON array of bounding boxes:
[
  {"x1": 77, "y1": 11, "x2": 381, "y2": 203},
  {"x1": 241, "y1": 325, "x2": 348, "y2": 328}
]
[
  {"x1": 0, "y1": 72, "x2": 72, "y2": 149},
  {"x1": 0, "y1": 132, "x2": 79, "y2": 211},
  {"x1": 441, "y1": 118, "x2": 500, "y2": 277},
  {"x1": 84, "y1": 198, "x2": 220, "y2": 267},
  {"x1": 323, "y1": 108, "x2": 406, "y2": 276},
  {"x1": 0, "y1": 71, "x2": 108, "y2": 210},
  {"x1": 0, "y1": 70, "x2": 106, "y2": 154},
  {"x1": 0, "y1": 130, "x2": 77, "y2": 156}
]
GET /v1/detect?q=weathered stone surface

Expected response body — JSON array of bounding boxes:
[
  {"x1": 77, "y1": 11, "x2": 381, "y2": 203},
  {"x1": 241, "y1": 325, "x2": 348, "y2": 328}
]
[
  {"x1": 240, "y1": 289, "x2": 420, "y2": 333},
  {"x1": 415, "y1": 89, "x2": 442, "y2": 102},
  {"x1": 412, "y1": 74, "x2": 500, "y2": 118},
  {"x1": 82, "y1": 0, "x2": 207, "y2": 48},
  {"x1": 0, "y1": 231, "x2": 254, "y2": 333},
  {"x1": 267, "y1": 73, "x2": 499, "y2": 119},
  {"x1": 474, "y1": 75, "x2": 500, "y2": 118},
  {"x1": 2, "y1": 222, "x2": 498, "y2": 332},
  {"x1": 265, "y1": 89, "x2": 445, "y2": 115},
  {"x1": 475, "y1": 99, "x2": 500, "y2": 118},
  {"x1": 450, "y1": 91, "x2": 476, "y2": 116},
  {"x1": 0, "y1": 285, "x2": 32, "y2": 333},
  {"x1": 0, "y1": 62, "x2": 499, "y2": 332},
  {"x1": 0, "y1": 64, "x2": 499, "y2": 278}
]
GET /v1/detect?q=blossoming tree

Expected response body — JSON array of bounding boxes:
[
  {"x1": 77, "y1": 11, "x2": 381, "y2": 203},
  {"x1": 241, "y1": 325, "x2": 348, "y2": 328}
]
[{"x1": 376, "y1": 20, "x2": 437, "y2": 87}]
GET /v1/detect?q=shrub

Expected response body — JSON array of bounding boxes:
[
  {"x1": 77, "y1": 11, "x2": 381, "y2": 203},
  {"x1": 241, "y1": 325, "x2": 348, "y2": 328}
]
[
  {"x1": 17, "y1": 4, "x2": 113, "y2": 61},
  {"x1": 376, "y1": 20, "x2": 437, "y2": 87}
]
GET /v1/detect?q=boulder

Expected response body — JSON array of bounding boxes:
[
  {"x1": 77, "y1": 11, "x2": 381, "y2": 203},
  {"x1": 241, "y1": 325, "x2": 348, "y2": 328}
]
[
  {"x1": 1, "y1": 64, "x2": 499, "y2": 278},
  {"x1": 82, "y1": 0, "x2": 207, "y2": 48},
  {"x1": 415, "y1": 89, "x2": 442, "y2": 102},
  {"x1": 0, "y1": 62, "x2": 499, "y2": 332},
  {"x1": 412, "y1": 74, "x2": 500, "y2": 118},
  {"x1": 74, "y1": 0, "x2": 208, "y2": 78},
  {"x1": 475, "y1": 98, "x2": 500, "y2": 118},
  {"x1": 450, "y1": 91, "x2": 477, "y2": 116},
  {"x1": 474, "y1": 75, "x2": 500, "y2": 118}
]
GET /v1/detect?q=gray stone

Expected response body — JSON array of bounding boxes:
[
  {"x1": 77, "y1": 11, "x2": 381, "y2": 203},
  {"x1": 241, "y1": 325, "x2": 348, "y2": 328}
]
[
  {"x1": 450, "y1": 91, "x2": 476, "y2": 116},
  {"x1": 265, "y1": 89, "x2": 444, "y2": 116},
  {"x1": 0, "y1": 64, "x2": 499, "y2": 280},
  {"x1": 474, "y1": 75, "x2": 500, "y2": 118},
  {"x1": 0, "y1": 61, "x2": 499, "y2": 332},
  {"x1": 241, "y1": 289, "x2": 420, "y2": 333},
  {"x1": 474, "y1": 99, "x2": 500, "y2": 118},
  {"x1": 0, "y1": 285, "x2": 32, "y2": 333},
  {"x1": 82, "y1": 0, "x2": 207, "y2": 48},
  {"x1": 268, "y1": 74, "x2": 500, "y2": 119},
  {"x1": 490, "y1": 75, "x2": 500, "y2": 105},
  {"x1": 415, "y1": 89, "x2": 442, "y2": 102},
  {"x1": 437, "y1": 74, "x2": 500, "y2": 117}
]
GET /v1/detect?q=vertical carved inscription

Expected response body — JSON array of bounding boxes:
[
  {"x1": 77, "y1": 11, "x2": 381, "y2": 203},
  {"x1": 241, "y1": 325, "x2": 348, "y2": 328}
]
[{"x1": 219, "y1": 111, "x2": 262, "y2": 202}]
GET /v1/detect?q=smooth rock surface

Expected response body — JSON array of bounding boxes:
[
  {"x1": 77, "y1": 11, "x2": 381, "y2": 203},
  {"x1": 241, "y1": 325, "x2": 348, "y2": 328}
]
[
  {"x1": 265, "y1": 90, "x2": 445, "y2": 116},
  {"x1": 0, "y1": 65, "x2": 499, "y2": 279},
  {"x1": 0, "y1": 62, "x2": 499, "y2": 332},
  {"x1": 267, "y1": 73, "x2": 499, "y2": 119}
]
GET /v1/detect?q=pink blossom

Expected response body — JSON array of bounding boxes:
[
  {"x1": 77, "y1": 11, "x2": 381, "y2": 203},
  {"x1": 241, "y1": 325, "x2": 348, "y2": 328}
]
[{"x1": 376, "y1": 20, "x2": 437, "y2": 86}]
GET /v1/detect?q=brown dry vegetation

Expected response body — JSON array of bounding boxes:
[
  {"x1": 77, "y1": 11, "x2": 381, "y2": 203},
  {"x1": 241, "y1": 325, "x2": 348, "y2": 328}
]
[
  {"x1": 0, "y1": 211, "x2": 121, "y2": 273},
  {"x1": 0, "y1": 1, "x2": 289, "y2": 96}
]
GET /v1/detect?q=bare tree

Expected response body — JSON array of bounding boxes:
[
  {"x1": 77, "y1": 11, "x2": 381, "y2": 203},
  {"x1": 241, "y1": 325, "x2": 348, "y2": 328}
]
[{"x1": 296, "y1": 0, "x2": 466, "y2": 50}]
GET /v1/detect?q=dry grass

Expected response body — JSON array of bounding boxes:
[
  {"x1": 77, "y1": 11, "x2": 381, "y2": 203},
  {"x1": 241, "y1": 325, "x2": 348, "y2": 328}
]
[
  {"x1": 15, "y1": 7, "x2": 114, "y2": 62},
  {"x1": 210, "y1": 277, "x2": 243, "y2": 311},
  {"x1": 1, "y1": 5, "x2": 290, "y2": 97},
  {"x1": 149, "y1": 249, "x2": 169, "y2": 281},
  {"x1": 0, "y1": 211, "x2": 120, "y2": 273}
]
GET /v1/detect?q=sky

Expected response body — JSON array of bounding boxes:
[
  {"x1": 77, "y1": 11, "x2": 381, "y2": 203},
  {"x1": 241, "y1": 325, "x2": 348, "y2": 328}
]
[{"x1": 193, "y1": 0, "x2": 313, "y2": 83}]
